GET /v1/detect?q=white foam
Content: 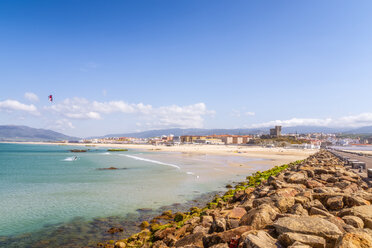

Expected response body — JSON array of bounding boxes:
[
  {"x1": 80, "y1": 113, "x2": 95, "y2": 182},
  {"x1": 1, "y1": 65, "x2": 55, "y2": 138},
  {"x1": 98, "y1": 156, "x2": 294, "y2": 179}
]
[
  {"x1": 63, "y1": 157, "x2": 77, "y2": 161},
  {"x1": 186, "y1": 171, "x2": 195, "y2": 175},
  {"x1": 123, "y1": 155, "x2": 181, "y2": 169}
]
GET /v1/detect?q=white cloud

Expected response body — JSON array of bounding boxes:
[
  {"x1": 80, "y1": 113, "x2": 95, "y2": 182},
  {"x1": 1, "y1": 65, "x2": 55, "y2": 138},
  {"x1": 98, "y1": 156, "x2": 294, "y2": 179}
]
[
  {"x1": 54, "y1": 119, "x2": 75, "y2": 130},
  {"x1": 24, "y1": 92, "x2": 39, "y2": 102},
  {"x1": 231, "y1": 109, "x2": 241, "y2": 118},
  {"x1": 250, "y1": 113, "x2": 372, "y2": 128},
  {"x1": 0, "y1": 99, "x2": 39, "y2": 115},
  {"x1": 46, "y1": 97, "x2": 214, "y2": 128},
  {"x1": 231, "y1": 110, "x2": 255, "y2": 118}
]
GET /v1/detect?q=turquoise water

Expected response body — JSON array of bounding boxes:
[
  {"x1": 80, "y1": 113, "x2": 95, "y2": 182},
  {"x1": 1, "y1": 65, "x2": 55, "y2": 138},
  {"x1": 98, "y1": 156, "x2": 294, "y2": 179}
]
[{"x1": 0, "y1": 143, "x2": 267, "y2": 246}]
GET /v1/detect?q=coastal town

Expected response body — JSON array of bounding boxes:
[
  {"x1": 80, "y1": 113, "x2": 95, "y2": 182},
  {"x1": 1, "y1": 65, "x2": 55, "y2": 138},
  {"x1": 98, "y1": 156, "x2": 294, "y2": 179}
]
[
  {"x1": 2, "y1": 1, "x2": 372, "y2": 247},
  {"x1": 61, "y1": 126, "x2": 372, "y2": 150}
]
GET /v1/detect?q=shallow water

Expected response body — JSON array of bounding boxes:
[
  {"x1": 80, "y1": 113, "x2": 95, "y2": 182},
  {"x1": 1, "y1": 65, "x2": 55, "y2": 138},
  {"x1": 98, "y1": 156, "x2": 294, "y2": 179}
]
[{"x1": 0, "y1": 143, "x2": 269, "y2": 247}]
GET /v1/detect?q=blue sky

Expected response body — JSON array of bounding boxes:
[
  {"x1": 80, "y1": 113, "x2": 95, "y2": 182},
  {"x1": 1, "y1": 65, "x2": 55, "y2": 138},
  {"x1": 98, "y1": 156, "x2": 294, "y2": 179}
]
[{"x1": 1, "y1": 0, "x2": 372, "y2": 137}]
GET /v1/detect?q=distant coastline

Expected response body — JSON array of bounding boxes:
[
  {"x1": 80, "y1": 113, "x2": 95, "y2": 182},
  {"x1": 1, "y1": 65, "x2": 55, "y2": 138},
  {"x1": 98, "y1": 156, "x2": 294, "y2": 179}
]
[{"x1": 1, "y1": 141, "x2": 317, "y2": 168}]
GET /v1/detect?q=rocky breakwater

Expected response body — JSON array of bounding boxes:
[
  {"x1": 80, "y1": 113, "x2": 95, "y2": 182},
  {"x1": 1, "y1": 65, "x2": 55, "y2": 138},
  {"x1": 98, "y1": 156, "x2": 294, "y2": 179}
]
[{"x1": 102, "y1": 150, "x2": 372, "y2": 248}]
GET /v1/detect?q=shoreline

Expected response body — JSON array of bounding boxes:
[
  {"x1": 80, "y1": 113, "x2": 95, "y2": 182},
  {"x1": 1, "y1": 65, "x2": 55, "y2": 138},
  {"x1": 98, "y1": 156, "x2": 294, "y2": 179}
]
[
  {"x1": 101, "y1": 150, "x2": 372, "y2": 248},
  {"x1": 0, "y1": 142, "x2": 318, "y2": 247},
  {"x1": 0, "y1": 190, "x2": 222, "y2": 248},
  {"x1": 1, "y1": 141, "x2": 317, "y2": 168}
]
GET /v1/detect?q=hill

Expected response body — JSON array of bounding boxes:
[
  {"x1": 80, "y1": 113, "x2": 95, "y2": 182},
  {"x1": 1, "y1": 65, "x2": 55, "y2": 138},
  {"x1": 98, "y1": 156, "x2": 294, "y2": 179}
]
[
  {"x1": 98, "y1": 125, "x2": 372, "y2": 138},
  {"x1": 100, "y1": 128, "x2": 264, "y2": 138},
  {"x1": 0, "y1": 125, "x2": 79, "y2": 142},
  {"x1": 343, "y1": 126, "x2": 372, "y2": 134}
]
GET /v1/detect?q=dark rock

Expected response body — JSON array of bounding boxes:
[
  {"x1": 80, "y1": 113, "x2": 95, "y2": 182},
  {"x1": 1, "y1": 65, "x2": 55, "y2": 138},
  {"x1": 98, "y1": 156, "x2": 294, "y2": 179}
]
[
  {"x1": 201, "y1": 215, "x2": 214, "y2": 228},
  {"x1": 226, "y1": 219, "x2": 239, "y2": 230},
  {"x1": 242, "y1": 230, "x2": 280, "y2": 248},
  {"x1": 175, "y1": 232, "x2": 204, "y2": 247},
  {"x1": 153, "y1": 240, "x2": 169, "y2": 248},
  {"x1": 342, "y1": 216, "x2": 364, "y2": 229},
  {"x1": 326, "y1": 196, "x2": 344, "y2": 210},
  {"x1": 309, "y1": 207, "x2": 333, "y2": 217},
  {"x1": 239, "y1": 204, "x2": 279, "y2": 229},
  {"x1": 290, "y1": 203, "x2": 308, "y2": 216},
  {"x1": 273, "y1": 216, "x2": 343, "y2": 242},
  {"x1": 338, "y1": 205, "x2": 372, "y2": 229},
  {"x1": 107, "y1": 227, "x2": 123, "y2": 234},
  {"x1": 343, "y1": 195, "x2": 370, "y2": 208},
  {"x1": 154, "y1": 227, "x2": 176, "y2": 240},
  {"x1": 210, "y1": 218, "x2": 226, "y2": 233},
  {"x1": 286, "y1": 172, "x2": 307, "y2": 184},
  {"x1": 278, "y1": 232, "x2": 326, "y2": 248},
  {"x1": 209, "y1": 243, "x2": 229, "y2": 248},
  {"x1": 203, "y1": 226, "x2": 251, "y2": 248}
]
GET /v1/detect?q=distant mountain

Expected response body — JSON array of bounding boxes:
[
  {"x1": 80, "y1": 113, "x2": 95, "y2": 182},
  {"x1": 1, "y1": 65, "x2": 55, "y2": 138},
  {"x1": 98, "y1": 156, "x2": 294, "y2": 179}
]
[
  {"x1": 0, "y1": 125, "x2": 79, "y2": 142},
  {"x1": 281, "y1": 126, "x2": 348, "y2": 134},
  {"x1": 99, "y1": 128, "x2": 265, "y2": 138},
  {"x1": 98, "y1": 126, "x2": 357, "y2": 138},
  {"x1": 343, "y1": 126, "x2": 372, "y2": 134}
]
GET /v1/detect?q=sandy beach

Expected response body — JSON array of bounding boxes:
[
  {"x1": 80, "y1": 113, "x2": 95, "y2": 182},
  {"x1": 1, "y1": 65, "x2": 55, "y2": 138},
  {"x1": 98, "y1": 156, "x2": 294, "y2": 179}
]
[
  {"x1": 342, "y1": 149, "x2": 372, "y2": 156},
  {"x1": 3, "y1": 142, "x2": 318, "y2": 168}
]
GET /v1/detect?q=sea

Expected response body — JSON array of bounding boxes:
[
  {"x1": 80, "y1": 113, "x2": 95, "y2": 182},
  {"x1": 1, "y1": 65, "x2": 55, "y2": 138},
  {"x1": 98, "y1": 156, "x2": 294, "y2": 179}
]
[{"x1": 0, "y1": 143, "x2": 268, "y2": 247}]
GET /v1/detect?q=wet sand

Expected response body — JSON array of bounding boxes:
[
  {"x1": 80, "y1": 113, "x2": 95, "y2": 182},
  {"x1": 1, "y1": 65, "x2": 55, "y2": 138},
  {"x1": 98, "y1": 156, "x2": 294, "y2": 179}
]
[
  {"x1": 342, "y1": 149, "x2": 372, "y2": 156},
  {"x1": 0, "y1": 142, "x2": 317, "y2": 247},
  {"x1": 3, "y1": 142, "x2": 318, "y2": 168}
]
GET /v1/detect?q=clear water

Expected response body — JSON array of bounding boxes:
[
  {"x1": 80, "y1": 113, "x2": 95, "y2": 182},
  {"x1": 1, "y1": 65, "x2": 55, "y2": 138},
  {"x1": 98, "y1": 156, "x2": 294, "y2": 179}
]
[{"x1": 0, "y1": 143, "x2": 268, "y2": 245}]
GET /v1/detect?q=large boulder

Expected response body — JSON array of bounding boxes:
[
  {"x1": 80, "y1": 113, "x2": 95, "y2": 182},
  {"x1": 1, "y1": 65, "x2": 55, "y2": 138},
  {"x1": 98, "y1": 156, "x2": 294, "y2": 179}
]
[
  {"x1": 175, "y1": 232, "x2": 204, "y2": 247},
  {"x1": 273, "y1": 217, "x2": 343, "y2": 242},
  {"x1": 304, "y1": 199, "x2": 327, "y2": 211},
  {"x1": 342, "y1": 216, "x2": 364, "y2": 229},
  {"x1": 273, "y1": 196, "x2": 295, "y2": 213},
  {"x1": 227, "y1": 207, "x2": 247, "y2": 220},
  {"x1": 210, "y1": 218, "x2": 226, "y2": 233},
  {"x1": 290, "y1": 203, "x2": 308, "y2": 216},
  {"x1": 338, "y1": 205, "x2": 372, "y2": 229},
  {"x1": 202, "y1": 226, "x2": 251, "y2": 248},
  {"x1": 154, "y1": 227, "x2": 176, "y2": 240},
  {"x1": 288, "y1": 241, "x2": 312, "y2": 247},
  {"x1": 152, "y1": 240, "x2": 169, "y2": 248},
  {"x1": 309, "y1": 207, "x2": 333, "y2": 217},
  {"x1": 343, "y1": 195, "x2": 370, "y2": 208},
  {"x1": 209, "y1": 243, "x2": 229, "y2": 248},
  {"x1": 242, "y1": 230, "x2": 280, "y2": 248},
  {"x1": 278, "y1": 232, "x2": 326, "y2": 248},
  {"x1": 286, "y1": 172, "x2": 308, "y2": 184},
  {"x1": 201, "y1": 216, "x2": 214, "y2": 228},
  {"x1": 275, "y1": 187, "x2": 300, "y2": 198},
  {"x1": 193, "y1": 225, "x2": 209, "y2": 235},
  {"x1": 239, "y1": 204, "x2": 279, "y2": 229},
  {"x1": 252, "y1": 197, "x2": 273, "y2": 208},
  {"x1": 306, "y1": 180, "x2": 324, "y2": 189},
  {"x1": 354, "y1": 191, "x2": 372, "y2": 203},
  {"x1": 326, "y1": 196, "x2": 344, "y2": 210},
  {"x1": 335, "y1": 229, "x2": 372, "y2": 248}
]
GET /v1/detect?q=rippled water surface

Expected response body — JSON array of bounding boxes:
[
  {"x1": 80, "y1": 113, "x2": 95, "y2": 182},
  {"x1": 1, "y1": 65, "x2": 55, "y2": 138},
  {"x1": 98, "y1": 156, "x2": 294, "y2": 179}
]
[{"x1": 0, "y1": 143, "x2": 268, "y2": 246}]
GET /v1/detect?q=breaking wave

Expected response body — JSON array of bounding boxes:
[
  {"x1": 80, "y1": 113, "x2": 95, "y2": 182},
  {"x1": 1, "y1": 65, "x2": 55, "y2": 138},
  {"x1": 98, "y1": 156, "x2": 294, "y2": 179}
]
[
  {"x1": 123, "y1": 155, "x2": 181, "y2": 169},
  {"x1": 63, "y1": 156, "x2": 77, "y2": 161}
]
